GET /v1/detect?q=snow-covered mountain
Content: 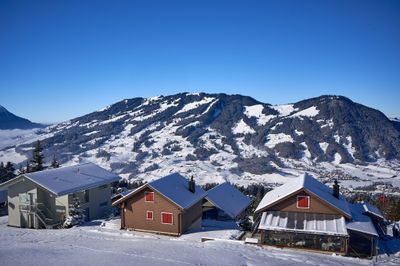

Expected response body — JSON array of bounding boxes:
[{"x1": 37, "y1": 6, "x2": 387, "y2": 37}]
[{"x1": 1, "y1": 93, "x2": 400, "y2": 188}]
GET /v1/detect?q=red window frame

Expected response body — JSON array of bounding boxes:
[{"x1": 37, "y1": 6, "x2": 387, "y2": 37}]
[
  {"x1": 161, "y1": 212, "x2": 173, "y2": 225},
  {"x1": 146, "y1": 211, "x2": 153, "y2": 220},
  {"x1": 145, "y1": 191, "x2": 154, "y2": 202},
  {"x1": 297, "y1": 196, "x2": 310, "y2": 209}
]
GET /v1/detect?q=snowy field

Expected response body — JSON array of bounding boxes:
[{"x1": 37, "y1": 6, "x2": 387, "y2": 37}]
[{"x1": 1, "y1": 216, "x2": 398, "y2": 266}]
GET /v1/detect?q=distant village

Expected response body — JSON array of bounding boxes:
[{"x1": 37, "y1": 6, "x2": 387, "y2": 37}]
[{"x1": 0, "y1": 140, "x2": 400, "y2": 260}]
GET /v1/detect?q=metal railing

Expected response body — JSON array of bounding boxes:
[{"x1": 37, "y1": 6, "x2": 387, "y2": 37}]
[{"x1": 19, "y1": 203, "x2": 61, "y2": 229}]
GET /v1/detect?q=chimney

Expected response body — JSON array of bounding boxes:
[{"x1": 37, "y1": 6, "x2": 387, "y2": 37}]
[
  {"x1": 189, "y1": 176, "x2": 195, "y2": 193},
  {"x1": 333, "y1": 180, "x2": 339, "y2": 199}
]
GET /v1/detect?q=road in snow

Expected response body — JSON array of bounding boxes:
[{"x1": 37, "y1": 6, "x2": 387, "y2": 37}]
[{"x1": 0, "y1": 216, "x2": 395, "y2": 266}]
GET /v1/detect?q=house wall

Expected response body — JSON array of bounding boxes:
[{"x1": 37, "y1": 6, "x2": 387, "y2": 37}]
[
  {"x1": 181, "y1": 200, "x2": 202, "y2": 232},
  {"x1": 7, "y1": 177, "x2": 37, "y2": 228},
  {"x1": 122, "y1": 186, "x2": 182, "y2": 235},
  {"x1": 86, "y1": 183, "x2": 112, "y2": 220},
  {"x1": 68, "y1": 184, "x2": 112, "y2": 221},
  {"x1": 268, "y1": 190, "x2": 343, "y2": 215}
]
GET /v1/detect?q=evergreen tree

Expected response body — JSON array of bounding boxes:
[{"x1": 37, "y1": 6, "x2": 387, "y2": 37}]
[
  {"x1": 0, "y1": 162, "x2": 6, "y2": 183},
  {"x1": 25, "y1": 161, "x2": 31, "y2": 173},
  {"x1": 17, "y1": 164, "x2": 25, "y2": 175},
  {"x1": 0, "y1": 161, "x2": 15, "y2": 183},
  {"x1": 30, "y1": 140, "x2": 44, "y2": 172},
  {"x1": 50, "y1": 155, "x2": 60, "y2": 168},
  {"x1": 394, "y1": 200, "x2": 400, "y2": 222},
  {"x1": 5, "y1": 162, "x2": 15, "y2": 180}
]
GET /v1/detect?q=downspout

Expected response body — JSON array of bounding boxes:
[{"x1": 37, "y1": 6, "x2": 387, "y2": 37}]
[{"x1": 178, "y1": 212, "x2": 182, "y2": 235}]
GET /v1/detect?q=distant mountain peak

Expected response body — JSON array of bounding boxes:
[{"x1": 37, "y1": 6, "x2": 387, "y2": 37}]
[{"x1": 0, "y1": 105, "x2": 45, "y2": 130}]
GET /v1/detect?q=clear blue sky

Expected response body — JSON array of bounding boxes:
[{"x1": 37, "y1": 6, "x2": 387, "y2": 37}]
[{"x1": 1, "y1": 0, "x2": 399, "y2": 123}]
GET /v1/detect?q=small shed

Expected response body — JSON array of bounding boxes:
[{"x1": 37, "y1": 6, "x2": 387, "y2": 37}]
[
  {"x1": 113, "y1": 173, "x2": 207, "y2": 236},
  {"x1": 203, "y1": 183, "x2": 251, "y2": 220},
  {"x1": 346, "y1": 203, "x2": 379, "y2": 257}
]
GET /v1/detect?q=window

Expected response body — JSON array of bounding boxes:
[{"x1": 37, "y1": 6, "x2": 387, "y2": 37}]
[
  {"x1": 145, "y1": 191, "x2": 154, "y2": 202},
  {"x1": 161, "y1": 212, "x2": 173, "y2": 225},
  {"x1": 146, "y1": 211, "x2": 153, "y2": 220},
  {"x1": 297, "y1": 196, "x2": 310, "y2": 209},
  {"x1": 99, "y1": 201, "x2": 107, "y2": 208}
]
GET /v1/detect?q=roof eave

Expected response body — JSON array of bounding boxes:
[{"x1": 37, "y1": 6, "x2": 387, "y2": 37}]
[
  {"x1": 112, "y1": 183, "x2": 148, "y2": 206},
  {"x1": 347, "y1": 227, "x2": 378, "y2": 238}
]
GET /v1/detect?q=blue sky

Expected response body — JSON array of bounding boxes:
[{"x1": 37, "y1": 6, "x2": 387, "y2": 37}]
[{"x1": 0, "y1": 0, "x2": 399, "y2": 123}]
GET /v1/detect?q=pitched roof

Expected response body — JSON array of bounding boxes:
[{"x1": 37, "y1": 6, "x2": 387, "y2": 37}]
[
  {"x1": 21, "y1": 163, "x2": 120, "y2": 196},
  {"x1": 113, "y1": 173, "x2": 207, "y2": 210},
  {"x1": 255, "y1": 173, "x2": 352, "y2": 218},
  {"x1": 346, "y1": 203, "x2": 378, "y2": 237},
  {"x1": 360, "y1": 202, "x2": 384, "y2": 219},
  {"x1": 206, "y1": 183, "x2": 251, "y2": 219}
]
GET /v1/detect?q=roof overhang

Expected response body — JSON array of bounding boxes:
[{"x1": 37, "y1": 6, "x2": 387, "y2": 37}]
[
  {"x1": 112, "y1": 184, "x2": 186, "y2": 210},
  {"x1": 256, "y1": 187, "x2": 352, "y2": 219}
]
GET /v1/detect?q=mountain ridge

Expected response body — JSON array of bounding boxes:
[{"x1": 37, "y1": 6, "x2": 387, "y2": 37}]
[{"x1": 1, "y1": 93, "x2": 399, "y2": 187}]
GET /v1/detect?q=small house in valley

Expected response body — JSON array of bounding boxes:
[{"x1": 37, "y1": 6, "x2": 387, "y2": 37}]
[
  {"x1": 112, "y1": 173, "x2": 207, "y2": 236},
  {"x1": 0, "y1": 163, "x2": 120, "y2": 229},
  {"x1": 203, "y1": 182, "x2": 251, "y2": 220},
  {"x1": 255, "y1": 173, "x2": 379, "y2": 256}
]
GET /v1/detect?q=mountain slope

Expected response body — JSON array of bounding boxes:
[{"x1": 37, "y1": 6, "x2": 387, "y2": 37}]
[
  {"x1": 2, "y1": 93, "x2": 400, "y2": 187},
  {"x1": 0, "y1": 105, "x2": 44, "y2": 130}
]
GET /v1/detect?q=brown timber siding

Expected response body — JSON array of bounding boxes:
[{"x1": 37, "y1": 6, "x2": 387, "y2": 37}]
[
  {"x1": 268, "y1": 190, "x2": 343, "y2": 215},
  {"x1": 121, "y1": 185, "x2": 202, "y2": 235}
]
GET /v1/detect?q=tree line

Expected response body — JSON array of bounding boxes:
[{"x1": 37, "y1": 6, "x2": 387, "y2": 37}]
[{"x1": 0, "y1": 140, "x2": 60, "y2": 183}]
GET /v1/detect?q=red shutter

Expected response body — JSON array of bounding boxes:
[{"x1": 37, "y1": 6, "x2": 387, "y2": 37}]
[
  {"x1": 145, "y1": 192, "x2": 154, "y2": 202},
  {"x1": 147, "y1": 211, "x2": 153, "y2": 220},
  {"x1": 161, "y1": 213, "x2": 173, "y2": 224},
  {"x1": 297, "y1": 196, "x2": 309, "y2": 208}
]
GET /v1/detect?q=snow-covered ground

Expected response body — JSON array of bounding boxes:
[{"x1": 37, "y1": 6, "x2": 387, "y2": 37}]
[{"x1": 0, "y1": 216, "x2": 397, "y2": 265}]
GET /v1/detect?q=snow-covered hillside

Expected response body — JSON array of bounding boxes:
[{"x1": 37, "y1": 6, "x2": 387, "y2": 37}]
[
  {"x1": 0, "y1": 216, "x2": 397, "y2": 265},
  {"x1": 1, "y1": 93, "x2": 400, "y2": 191}
]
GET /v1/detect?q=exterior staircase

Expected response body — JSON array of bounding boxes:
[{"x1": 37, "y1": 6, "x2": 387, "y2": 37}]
[{"x1": 19, "y1": 203, "x2": 62, "y2": 229}]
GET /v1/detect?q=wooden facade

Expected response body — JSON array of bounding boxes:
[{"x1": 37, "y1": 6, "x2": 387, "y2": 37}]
[{"x1": 117, "y1": 185, "x2": 203, "y2": 236}]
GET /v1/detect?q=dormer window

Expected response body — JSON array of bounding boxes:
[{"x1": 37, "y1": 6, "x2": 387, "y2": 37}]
[
  {"x1": 297, "y1": 196, "x2": 310, "y2": 209},
  {"x1": 145, "y1": 191, "x2": 154, "y2": 202}
]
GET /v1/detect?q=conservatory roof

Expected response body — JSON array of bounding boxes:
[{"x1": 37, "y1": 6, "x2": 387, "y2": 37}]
[{"x1": 259, "y1": 211, "x2": 348, "y2": 236}]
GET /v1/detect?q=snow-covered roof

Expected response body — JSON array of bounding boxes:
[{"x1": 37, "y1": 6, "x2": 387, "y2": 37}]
[
  {"x1": 113, "y1": 173, "x2": 207, "y2": 210},
  {"x1": 259, "y1": 211, "x2": 348, "y2": 236},
  {"x1": 206, "y1": 183, "x2": 251, "y2": 219},
  {"x1": 22, "y1": 163, "x2": 120, "y2": 196},
  {"x1": 255, "y1": 173, "x2": 352, "y2": 218},
  {"x1": 346, "y1": 203, "x2": 378, "y2": 237},
  {"x1": 360, "y1": 202, "x2": 384, "y2": 219},
  {"x1": 0, "y1": 190, "x2": 7, "y2": 203}
]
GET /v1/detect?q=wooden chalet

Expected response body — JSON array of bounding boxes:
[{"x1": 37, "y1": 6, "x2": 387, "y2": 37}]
[
  {"x1": 255, "y1": 174, "x2": 379, "y2": 256},
  {"x1": 112, "y1": 173, "x2": 207, "y2": 236}
]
